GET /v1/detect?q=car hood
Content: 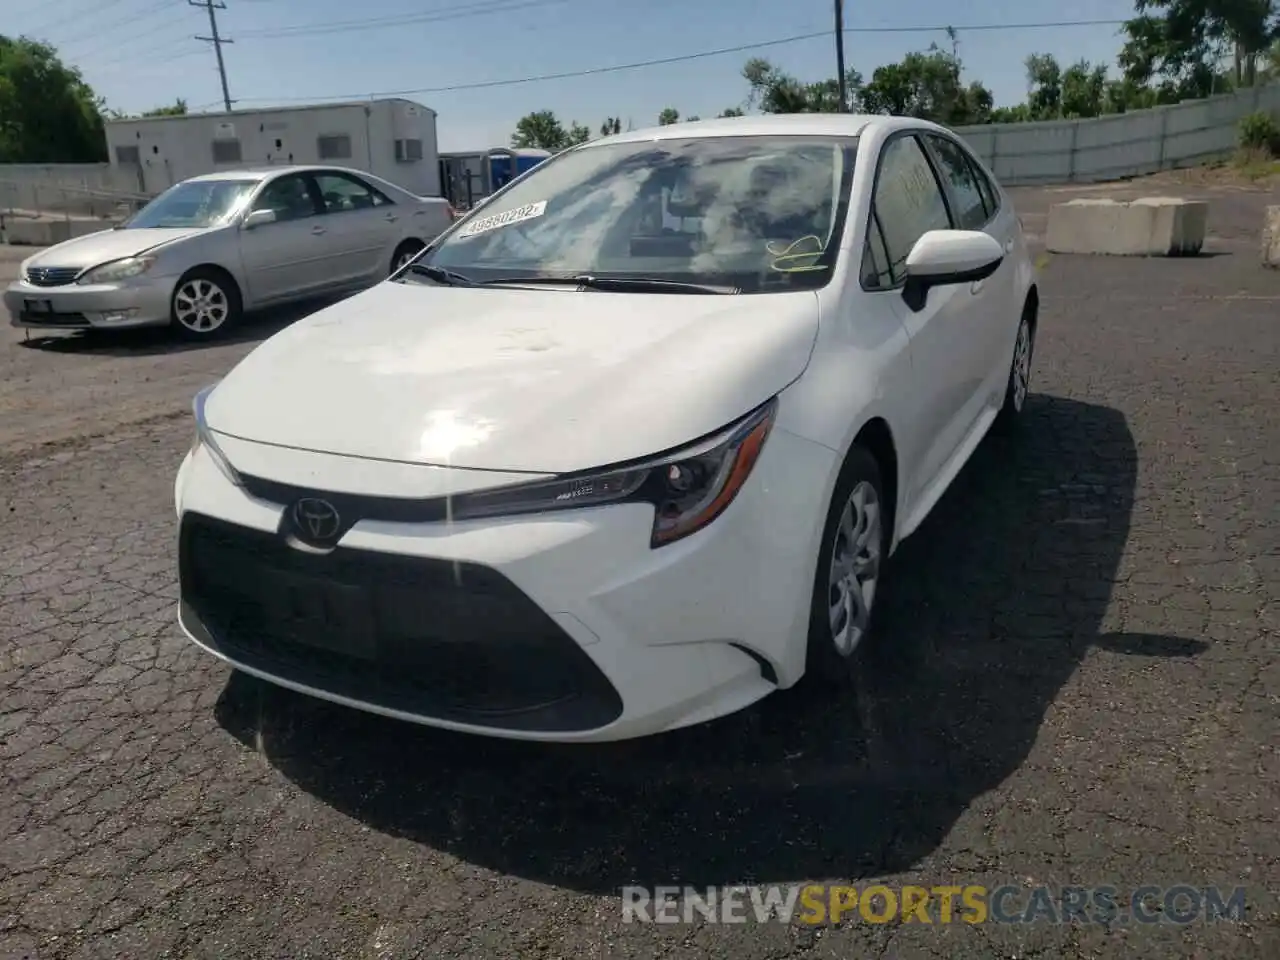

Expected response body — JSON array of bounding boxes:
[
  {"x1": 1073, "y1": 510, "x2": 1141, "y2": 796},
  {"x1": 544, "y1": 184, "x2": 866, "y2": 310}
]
[
  {"x1": 205, "y1": 281, "x2": 821, "y2": 474},
  {"x1": 28, "y1": 227, "x2": 204, "y2": 270}
]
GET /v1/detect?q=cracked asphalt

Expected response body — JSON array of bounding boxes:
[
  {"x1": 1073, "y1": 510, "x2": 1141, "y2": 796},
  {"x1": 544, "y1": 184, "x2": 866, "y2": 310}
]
[{"x1": 1, "y1": 183, "x2": 1278, "y2": 959}]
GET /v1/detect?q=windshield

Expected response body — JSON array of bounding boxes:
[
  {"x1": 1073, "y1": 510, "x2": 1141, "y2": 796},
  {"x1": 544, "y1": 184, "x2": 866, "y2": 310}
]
[
  {"x1": 417, "y1": 135, "x2": 858, "y2": 294},
  {"x1": 124, "y1": 179, "x2": 256, "y2": 229}
]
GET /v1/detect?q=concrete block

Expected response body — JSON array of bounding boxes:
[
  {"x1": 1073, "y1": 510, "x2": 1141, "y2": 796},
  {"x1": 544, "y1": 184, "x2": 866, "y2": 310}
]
[
  {"x1": 1262, "y1": 206, "x2": 1280, "y2": 270},
  {"x1": 0, "y1": 217, "x2": 114, "y2": 246},
  {"x1": 1046, "y1": 196, "x2": 1207, "y2": 256}
]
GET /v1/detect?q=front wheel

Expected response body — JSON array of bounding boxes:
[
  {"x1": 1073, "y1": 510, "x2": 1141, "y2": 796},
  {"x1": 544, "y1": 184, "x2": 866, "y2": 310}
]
[
  {"x1": 170, "y1": 268, "x2": 241, "y2": 341},
  {"x1": 804, "y1": 445, "x2": 890, "y2": 687}
]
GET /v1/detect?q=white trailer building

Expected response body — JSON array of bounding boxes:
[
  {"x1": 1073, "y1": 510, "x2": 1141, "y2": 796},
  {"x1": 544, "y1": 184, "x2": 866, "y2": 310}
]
[{"x1": 104, "y1": 98, "x2": 441, "y2": 198}]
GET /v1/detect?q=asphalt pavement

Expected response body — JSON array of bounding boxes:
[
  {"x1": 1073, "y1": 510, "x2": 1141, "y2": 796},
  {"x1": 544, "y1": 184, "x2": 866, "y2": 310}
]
[{"x1": 0, "y1": 183, "x2": 1277, "y2": 958}]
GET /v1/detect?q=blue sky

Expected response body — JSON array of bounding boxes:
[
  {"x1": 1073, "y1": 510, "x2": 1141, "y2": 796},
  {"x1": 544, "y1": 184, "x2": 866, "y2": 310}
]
[{"x1": 22, "y1": 0, "x2": 1138, "y2": 151}]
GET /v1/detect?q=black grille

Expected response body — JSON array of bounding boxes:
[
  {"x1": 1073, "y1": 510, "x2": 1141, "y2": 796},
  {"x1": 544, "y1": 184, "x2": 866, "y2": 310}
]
[
  {"x1": 24, "y1": 266, "x2": 80, "y2": 287},
  {"x1": 178, "y1": 512, "x2": 623, "y2": 733}
]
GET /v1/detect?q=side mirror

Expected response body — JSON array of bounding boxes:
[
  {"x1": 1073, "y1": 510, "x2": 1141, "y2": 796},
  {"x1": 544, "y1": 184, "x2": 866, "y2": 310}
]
[
  {"x1": 242, "y1": 208, "x2": 276, "y2": 230},
  {"x1": 901, "y1": 229, "x2": 1004, "y2": 312}
]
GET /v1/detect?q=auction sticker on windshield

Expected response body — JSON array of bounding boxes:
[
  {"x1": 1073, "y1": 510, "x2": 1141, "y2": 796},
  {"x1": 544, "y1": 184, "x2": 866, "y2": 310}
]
[{"x1": 458, "y1": 200, "x2": 547, "y2": 238}]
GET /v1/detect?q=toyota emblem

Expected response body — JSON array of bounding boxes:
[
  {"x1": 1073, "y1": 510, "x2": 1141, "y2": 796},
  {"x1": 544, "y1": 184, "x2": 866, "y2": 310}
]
[{"x1": 291, "y1": 497, "x2": 341, "y2": 544}]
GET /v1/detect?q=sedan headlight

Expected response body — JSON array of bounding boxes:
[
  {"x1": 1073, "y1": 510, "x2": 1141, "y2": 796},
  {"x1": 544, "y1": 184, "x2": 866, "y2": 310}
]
[
  {"x1": 448, "y1": 398, "x2": 777, "y2": 547},
  {"x1": 190, "y1": 384, "x2": 244, "y2": 488},
  {"x1": 76, "y1": 255, "x2": 156, "y2": 285}
]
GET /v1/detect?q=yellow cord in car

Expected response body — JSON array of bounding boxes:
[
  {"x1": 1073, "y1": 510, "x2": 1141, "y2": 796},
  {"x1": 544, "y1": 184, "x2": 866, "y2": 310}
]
[{"x1": 767, "y1": 235, "x2": 827, "y2": 272}]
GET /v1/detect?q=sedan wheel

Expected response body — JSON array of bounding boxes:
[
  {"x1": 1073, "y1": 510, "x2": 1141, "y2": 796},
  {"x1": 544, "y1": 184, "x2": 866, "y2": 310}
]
[
  {"x1": 996, "y1": 306, "x2": 1035, "y2": 429},
  {"x1": 391, "y1": 243, "x2": 424, "y2": 276},
  {"x1": 806, "y1": 444, "x2": 890, "y2": 687},
  {"x1": 827, "y1": 480, "x2": 883, "y2": 656},
  {"x1": 173, "y1": 276, "x2": 232, "y2": 337},
  {"x1": 1010, "y1": 314, "x2": 1032, "y2": 412}
]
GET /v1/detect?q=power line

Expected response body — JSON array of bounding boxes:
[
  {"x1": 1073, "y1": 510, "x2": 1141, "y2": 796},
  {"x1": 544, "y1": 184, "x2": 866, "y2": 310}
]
[
  {"x1": 70, "y1": 15, "x2": 198, "y2": 64},
  {"x1": 222, "y1": 18, "x2": 1131, "y2": 106},
  {"x1": 190, "y1": 0, "x2": 234, "y2": 112},
  {"x1": 43, "y1": 0, "x2": 178, "y2": 50},
  {"x1": 93, "y1": 48, "x2": 205, "y2": 75},
  {"x1": 26, "y1": 0, "x2": 140, "y2": 44},
  {"x1": 236, "y1": 0, "x2": 570, "y2": 39}
]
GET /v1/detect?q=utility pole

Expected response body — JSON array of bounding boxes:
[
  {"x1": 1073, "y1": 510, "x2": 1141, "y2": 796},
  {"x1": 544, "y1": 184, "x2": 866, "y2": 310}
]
[
  {"x1": 191, "y1": 0, "x2": 234, "y2": 112},
  {"x1": 834, "y1": 0, "x2": 847, "y2": 112}
]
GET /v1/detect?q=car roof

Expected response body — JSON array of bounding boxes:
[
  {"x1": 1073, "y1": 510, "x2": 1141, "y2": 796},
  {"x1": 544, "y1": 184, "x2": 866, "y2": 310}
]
[
  {"x1": 183, "y1": 164, "x2": 377, "y2": 184},
  {"x1": 586, "y1": 113, "x2": 946, "y2": 148}
]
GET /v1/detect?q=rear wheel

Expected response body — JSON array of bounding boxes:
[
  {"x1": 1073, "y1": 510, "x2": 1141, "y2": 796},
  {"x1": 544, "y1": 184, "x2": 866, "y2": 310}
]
[
  {"x1": 390, "y1": 240, "x2": 425, "y2": 276},
  {"x1": 171, "y1": 268, "x2": 241, "y2": 341},
  {"x1": 994, "y1": 304, "x2": 1035, "y2": 431},
  {"x1": 805, "y1": 444, "x2": 889, "y2": 686}
]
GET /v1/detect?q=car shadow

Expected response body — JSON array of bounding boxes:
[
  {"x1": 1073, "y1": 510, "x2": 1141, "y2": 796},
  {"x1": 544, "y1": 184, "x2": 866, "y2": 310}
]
[
  {"x1": 214, "y1": 393, "x2": 1205, "y2": 890},
  {"x1": 14, "y1": 292, "x2": 352, "y2": 357}
]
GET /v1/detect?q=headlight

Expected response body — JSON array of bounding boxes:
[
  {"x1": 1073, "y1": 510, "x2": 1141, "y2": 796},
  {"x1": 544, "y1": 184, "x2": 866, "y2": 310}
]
[
  {"x1": 449, "y1": 398, "x2": 777, "y2": 547},
  {"x1": 191, "y1": 384, "x2": 243, "y2": 488},
  {"x1": 76, "y1": 255, "x2": 156, "y2": 285}
]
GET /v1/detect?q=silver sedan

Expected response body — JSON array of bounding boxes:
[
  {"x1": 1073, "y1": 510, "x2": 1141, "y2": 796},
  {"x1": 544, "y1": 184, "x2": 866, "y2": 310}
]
[{"x1": 4, "y1": 165, "x2": 455, "y2": 340}]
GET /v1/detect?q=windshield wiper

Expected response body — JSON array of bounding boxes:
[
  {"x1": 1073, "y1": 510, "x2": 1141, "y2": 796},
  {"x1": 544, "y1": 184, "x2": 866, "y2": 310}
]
[
  {"x1": 477, "y1": 274, "x2": 739, "y2": 294},
  {"x1": 401, "y1": 263, "x2": 476, "y2": 286}
]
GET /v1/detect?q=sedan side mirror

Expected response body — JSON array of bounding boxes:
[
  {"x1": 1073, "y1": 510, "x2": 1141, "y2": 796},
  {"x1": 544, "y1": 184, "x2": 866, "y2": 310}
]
[
  {"x1": 242, "y1": 208, "x2": 276, "y2": 230},
  {"x1": 901, "y1": 229, "x2": 1004, "y2": 312}
]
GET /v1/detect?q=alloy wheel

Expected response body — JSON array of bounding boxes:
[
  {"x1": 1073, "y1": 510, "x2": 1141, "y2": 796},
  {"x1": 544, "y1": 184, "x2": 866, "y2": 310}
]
[
  {"x1": 174, "y1": 278, "x2": 229, "y2": 334},
  {"x1": 828, "y1": 480, "x2": 882, "y2": 657},
  {"x1": 1012, "y1": 316, "x2": 1032, "y2": 412}
]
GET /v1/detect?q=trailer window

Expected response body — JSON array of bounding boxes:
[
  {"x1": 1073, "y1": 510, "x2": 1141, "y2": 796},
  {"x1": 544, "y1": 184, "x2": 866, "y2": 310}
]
[
  {"x1": 317, "y1": 135, "x2": 352, "y2": 160},
  {"x1": 211, "y1": 139, "x2": 242, "y2": 164}
]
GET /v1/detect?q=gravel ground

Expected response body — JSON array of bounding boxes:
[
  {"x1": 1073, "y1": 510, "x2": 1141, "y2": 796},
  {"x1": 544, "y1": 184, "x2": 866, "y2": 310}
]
[{"x1": 0, "y1": 183, "x2": 1277, "y2": 958}]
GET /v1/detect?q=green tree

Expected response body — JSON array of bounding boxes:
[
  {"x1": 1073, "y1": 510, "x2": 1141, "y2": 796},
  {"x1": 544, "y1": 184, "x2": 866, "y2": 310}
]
[
  {"x1": 1061, "y1": 60, "x2": 1109, "y2": 117},
  {"x1": 599, "y1": 116, "x2": 622, "y2": 136},
  {"x1": 566, "y1": 121, "x2": 591, "y2": 146},
  {"x1": 511, "y1": 110, "x2": 569, "y2": 150},
  {"x1": 1260, "y1": 37, "x2": 1280, "y2": 77},
  {"x1": 1024, "y1": 53, "x2": 1063, "y2": 118},
  {"x1": 989, "y1": 104, "x2": 1033, "y2": 123},
  {"x1": 0, "y1": 35, "x2": 106, "y2": 162},
  {"x1": 859, "y1": 45, "x2": 993, "y2": 125},
  {"x1": 718, "y1": 106, "x2": 745, "y2": 117},
  {"x1": 1119, "y1": 0, "x2": 1274, "y2": 95},
  {"x1": 658, "y1": 107, "x2": 680, "y2": 125},
  {"x1": 743, "y1": 57, "x2": 858, "y2": 112},
  {"x1": 142, "y1": 98, "x2": 187, "y2": 117}
]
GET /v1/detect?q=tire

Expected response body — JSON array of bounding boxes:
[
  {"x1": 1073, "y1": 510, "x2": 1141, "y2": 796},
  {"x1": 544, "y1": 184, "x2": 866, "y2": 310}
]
[
  {"x1": 993, "y1": 301, "x2": 1036, "y2": 432},
  {"x1": 170, "y1": 267, "x2": 242, "y2": 341},
  {"x1": 390, "y1": 239, "x2": 425, "y2": 276},
  {"x1": 804, "y1": 444, "x2": 891, "y2": 688}
]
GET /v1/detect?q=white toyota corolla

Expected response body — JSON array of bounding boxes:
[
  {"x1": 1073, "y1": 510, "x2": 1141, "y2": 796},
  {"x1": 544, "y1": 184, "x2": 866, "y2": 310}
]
[{"x1": 175, "y1": 113, "x2": 1037, "y2": 742}]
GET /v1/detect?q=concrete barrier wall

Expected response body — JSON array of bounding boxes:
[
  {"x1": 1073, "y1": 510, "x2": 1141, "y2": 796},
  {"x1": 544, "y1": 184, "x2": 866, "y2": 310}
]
[
  {"x1": 0, "y1": 163, "x2": 143, "y2": 195},
  {"x1": 0, "y1": 163, "x2": 149, "y2": 219},
  {"x1": 954, "y1": 84, "x2": 1280, "y2": 186}
]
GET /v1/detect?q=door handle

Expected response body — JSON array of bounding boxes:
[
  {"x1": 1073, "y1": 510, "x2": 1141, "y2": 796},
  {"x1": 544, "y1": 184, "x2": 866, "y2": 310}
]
[
  {"x1": 384, "y1": 214, "x2": 398, "y2": 222},
  {"x1": 311, "y1": 225, "x2": 326, "y2": 235}
]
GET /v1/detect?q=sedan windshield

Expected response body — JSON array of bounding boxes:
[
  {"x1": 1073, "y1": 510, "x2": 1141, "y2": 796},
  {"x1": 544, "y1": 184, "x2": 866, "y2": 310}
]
[
  {"x1": 418, "y1": 135, "x2": 858, "y2": 294},
  {"x1": 124, "y1": 179, "x2": 256, "y2": 229}
]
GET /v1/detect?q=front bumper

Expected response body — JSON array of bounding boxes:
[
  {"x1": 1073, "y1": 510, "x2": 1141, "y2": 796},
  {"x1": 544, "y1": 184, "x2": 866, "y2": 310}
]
[
  {"x1": 4, "y1": 276, "x2": 175, "y2": 330},
  {"x1": 173, "y1": 423, "x2": 839, "y2": 742}
]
